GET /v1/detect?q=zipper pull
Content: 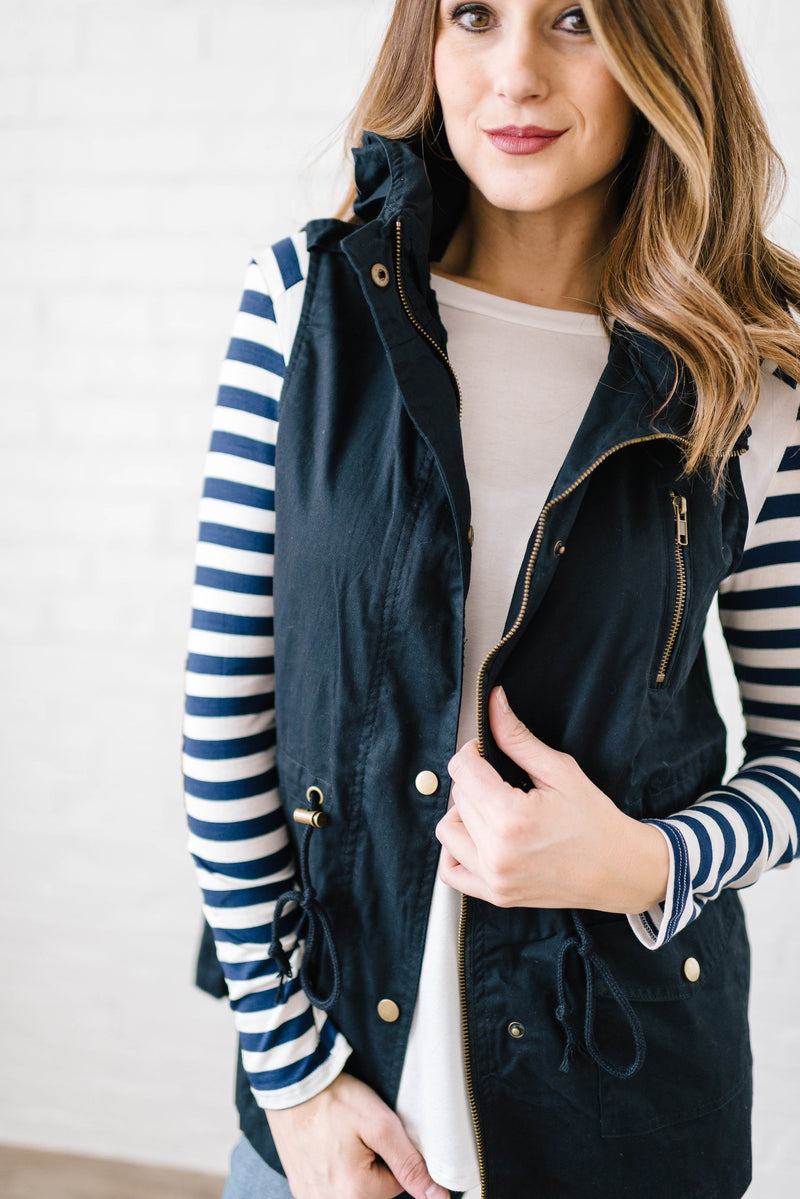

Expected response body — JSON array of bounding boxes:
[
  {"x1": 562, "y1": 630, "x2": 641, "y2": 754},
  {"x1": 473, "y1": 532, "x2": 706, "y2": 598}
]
[{"x1": 671, "y1": 492, "x2": 688, "y2": 546}]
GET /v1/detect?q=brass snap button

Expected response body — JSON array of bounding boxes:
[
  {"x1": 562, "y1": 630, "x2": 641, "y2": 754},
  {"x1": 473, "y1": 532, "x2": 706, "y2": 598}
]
[
  {"x1": 683, "y1": 957, "x2": 701, "y2": 983},
  {"x1": 508, "y1": 1021, "x2": 526, "y2": 1039},
  {"x1": 414, "y1": 770, "x2": 439, "y2": 795},
  {"x1": 553, "y1": 540, "x2": 566, "y2": 557},
  {"x1": 370, "y1": 263, "x2": 390, "y2": 288},
  {"x1": 377, "y1": 998, "x2": 400, "y2": 1023},
  {"x1": 467, "y1": 524, "x2": 474, "y2": 547}
]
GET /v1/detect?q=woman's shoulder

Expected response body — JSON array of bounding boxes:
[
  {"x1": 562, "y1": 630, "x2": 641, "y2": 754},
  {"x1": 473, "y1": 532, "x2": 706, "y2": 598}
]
[
  {"x1": 250, "y1": 229, "x2": 311, "y2": 302},
  {"x1": 754, "y1": 356, "x2": 798, "y2": 444},
  {"x1": 737, "y1": 359, "x2": 799, "y2": 532},
  {"x1": 247, "y1": 217, "x2": 360, "y2": 360},
  {"x1": 244, "y1": 229, "x2": 311, "y2": 366}
]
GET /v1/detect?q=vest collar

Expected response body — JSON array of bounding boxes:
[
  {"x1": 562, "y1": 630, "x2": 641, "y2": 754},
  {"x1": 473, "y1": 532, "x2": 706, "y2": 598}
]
[
  {"x1": 308, "y1": 133, "x2": 744, "y2": 495},
  {"x1": 306, "y1": 131, "x2": 469, "y2": 292},
  {"x1": 313, "y1": 132, "x2": 703, "y2": 436}
]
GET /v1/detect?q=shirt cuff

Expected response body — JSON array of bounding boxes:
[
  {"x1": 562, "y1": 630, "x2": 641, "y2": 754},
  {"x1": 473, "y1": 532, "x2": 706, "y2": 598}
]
[
  {"x1": 626, "y1": 819, "x2": 694, "y2": 949},
  {"x1": 251, "y1": 1025, "x2": 352, "y2": 1111}
]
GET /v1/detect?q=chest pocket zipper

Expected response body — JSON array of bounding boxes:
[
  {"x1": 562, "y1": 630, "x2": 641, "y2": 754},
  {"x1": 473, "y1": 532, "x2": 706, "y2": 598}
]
[{"x1": 656, "y1": 492, "x2": 689, "y2": 687}]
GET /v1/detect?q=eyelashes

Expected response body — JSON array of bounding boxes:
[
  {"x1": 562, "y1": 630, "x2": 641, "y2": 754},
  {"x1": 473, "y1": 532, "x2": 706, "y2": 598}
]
[
  {"x1": 558, "y1": 6, "x2": 591, "y2": 34},
  {"x1": 448, "y1": 4, "x2": 493, "y2": 31},
  {"x1": 446, "y1": 3, "x2": 592, "y2": 36}
]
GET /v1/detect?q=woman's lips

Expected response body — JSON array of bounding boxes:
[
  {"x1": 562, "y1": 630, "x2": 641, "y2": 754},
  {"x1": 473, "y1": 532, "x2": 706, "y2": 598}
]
[{"x1": 484, "y1": 125, "x2": 567, "y2": 155}]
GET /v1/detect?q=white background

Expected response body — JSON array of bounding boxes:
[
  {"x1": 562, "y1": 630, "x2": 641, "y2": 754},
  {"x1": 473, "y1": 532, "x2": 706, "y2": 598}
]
[{"x1": 1, "y1": 1, "x2": 798, "y2": 1193}]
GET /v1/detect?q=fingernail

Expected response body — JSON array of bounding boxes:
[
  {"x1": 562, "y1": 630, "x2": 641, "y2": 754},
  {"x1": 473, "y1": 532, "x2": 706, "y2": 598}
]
[{"x1": 495, "y1": 685, "x2": 509, "y2": 712}]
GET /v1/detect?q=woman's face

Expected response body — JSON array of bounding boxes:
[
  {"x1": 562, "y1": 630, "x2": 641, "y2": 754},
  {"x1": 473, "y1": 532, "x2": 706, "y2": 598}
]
[{"x1": 433, "y1": 0, "x2": 637, "y2": 222}]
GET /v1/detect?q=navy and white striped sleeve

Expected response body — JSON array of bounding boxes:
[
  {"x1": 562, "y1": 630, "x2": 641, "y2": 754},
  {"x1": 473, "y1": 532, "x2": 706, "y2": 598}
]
[
  {"x1": 630, "y1": 369, "x2": 800, "y2": 949},
  {"x1": 183, "y1": 237, "x2": 352, "y2": 1107}
]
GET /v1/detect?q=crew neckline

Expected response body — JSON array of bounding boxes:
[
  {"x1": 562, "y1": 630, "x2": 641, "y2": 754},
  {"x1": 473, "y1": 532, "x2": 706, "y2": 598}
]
[{"x1": 431, "y1": 272, "x2": 607, "y2": 337}]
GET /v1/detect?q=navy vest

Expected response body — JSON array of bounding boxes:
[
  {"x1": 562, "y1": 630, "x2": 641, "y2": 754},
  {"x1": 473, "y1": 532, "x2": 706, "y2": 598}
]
[{"x1": 204, "y1": 134, "x2": 753, "y2": 1199}]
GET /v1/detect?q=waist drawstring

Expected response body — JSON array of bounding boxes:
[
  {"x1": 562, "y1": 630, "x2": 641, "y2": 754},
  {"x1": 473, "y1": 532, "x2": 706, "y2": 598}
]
[
  {"x1": 268, "y1": 815, "x2": 341, "y2": 1011},
  {"x1": 555, "y1": 910, "x2": 646, "y2": 1080},
  {"x1": 269, "y1": 825, "x2": 643, "y2": 1071}
]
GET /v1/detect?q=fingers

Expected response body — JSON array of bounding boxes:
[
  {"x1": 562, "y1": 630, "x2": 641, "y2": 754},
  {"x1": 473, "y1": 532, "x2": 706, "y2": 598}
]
[
  {"x1": 437, "y1": 844, "x2": 493, "y2": 903},
  {"x1": 487, "y1": 686, "x2": 551, "y2": 781},
  {"x1": 436, "y1": 806, "x2": 520, "y2": 905},
  {"x1": 448, "y1": 738, "x2": 512, "y2": 833},
  {"x1": 368, "y1": 1110, "x2": 449, "y2": 1199},
  {"x1": 435, "y1": 806, "x2": 479, "y2": 874},
  {"x1": 446, "y1": 725, "x2": 526, "y2": 852},
  {"x1": 267, "y1": 1073, "x2": 446, "y2": 1199}
]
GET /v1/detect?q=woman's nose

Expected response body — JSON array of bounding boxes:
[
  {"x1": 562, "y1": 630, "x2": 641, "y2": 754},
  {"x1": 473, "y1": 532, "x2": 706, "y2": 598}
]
[{"x1": 493, "y1": 30, "x2": 550, "y2": 105}]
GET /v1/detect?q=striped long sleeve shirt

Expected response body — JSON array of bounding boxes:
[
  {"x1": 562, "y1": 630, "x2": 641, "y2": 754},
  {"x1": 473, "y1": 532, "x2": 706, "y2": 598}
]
[{"x1": 183, "y1": 233, "x2": 800, "y2": 1110}]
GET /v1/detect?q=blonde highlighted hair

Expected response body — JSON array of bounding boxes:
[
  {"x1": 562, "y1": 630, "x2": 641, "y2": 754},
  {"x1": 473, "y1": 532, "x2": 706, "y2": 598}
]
[{"x1": 340, "y1": 0, "x2": 800, "y2": 485}]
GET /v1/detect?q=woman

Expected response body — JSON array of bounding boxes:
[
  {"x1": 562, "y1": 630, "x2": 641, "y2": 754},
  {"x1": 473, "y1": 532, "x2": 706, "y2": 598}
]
[{"x1": 183, "y1": 2, "x2": 800, "y2": 1196}]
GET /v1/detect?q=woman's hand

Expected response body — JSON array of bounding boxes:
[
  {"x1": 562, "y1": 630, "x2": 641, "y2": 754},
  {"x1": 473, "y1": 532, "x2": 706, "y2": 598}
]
[
  {"x1": 266, "y1": 1072, "x2": 448, "y2": 1199},
  {"x1": 436, "y1": 687, "x2": 670, "y2": 914}
]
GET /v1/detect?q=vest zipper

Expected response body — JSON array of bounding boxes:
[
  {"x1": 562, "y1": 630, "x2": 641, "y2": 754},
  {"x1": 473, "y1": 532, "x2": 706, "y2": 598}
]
[
  {"x1": 392, "y1": 244, "x2": 700, "y2": 1195},
  {"x1": 462, "y1": 432, "x2": 684, "y2": 1197},
  {"x1": 394, "y1": 220, "x2": 463, "y2": 418},
  {"x1": 457, "y1": 893, "x2": 486, "y2": 1197},
  {"x1": 655, "y1": 492, "x2": 689, "y2": 686}
]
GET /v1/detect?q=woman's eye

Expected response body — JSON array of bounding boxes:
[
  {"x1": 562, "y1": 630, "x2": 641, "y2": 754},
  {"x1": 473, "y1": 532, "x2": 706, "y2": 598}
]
[
  {"x1": 555, "y1": 6, "x2": 591, "y2": 34},
  {"x1": 450, "y1": 4, "x2": 494, "y2": 32}
]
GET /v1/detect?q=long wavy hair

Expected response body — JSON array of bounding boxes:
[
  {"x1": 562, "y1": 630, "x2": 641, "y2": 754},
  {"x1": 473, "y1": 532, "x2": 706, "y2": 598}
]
[{"x1": 339, "y1": 0, "x2": 800, "y2": 485}]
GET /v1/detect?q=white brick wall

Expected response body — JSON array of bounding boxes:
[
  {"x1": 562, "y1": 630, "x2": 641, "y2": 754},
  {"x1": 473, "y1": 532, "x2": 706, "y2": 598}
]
[
  {"x1": 1, "y1": 0, "x2": 799, "y2": 1189},
  {"x1": 0, "y1": 0, "x2": 393, "y2": 1176}
]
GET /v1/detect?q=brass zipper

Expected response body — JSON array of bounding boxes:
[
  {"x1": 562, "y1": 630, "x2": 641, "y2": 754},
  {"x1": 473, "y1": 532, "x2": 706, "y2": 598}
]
[
  {"x1": 457, "y1": 893, "x2": 486, "y2": 1196},
  {"x1": 655, "y1": 492, "x2": 689, "y2": 686},
  {"x1": 474, "y1": 432, "x2": 689, "y2": 755},
  {"x1": 459, "y1": 432, "x2": 683, "y2": 1197},
  {"x1": 394, "y1": 231, "x2": 694, "y2": 1197},
  {"x1": 394, "y1": 220, "x2": 463, "y2": 418}
]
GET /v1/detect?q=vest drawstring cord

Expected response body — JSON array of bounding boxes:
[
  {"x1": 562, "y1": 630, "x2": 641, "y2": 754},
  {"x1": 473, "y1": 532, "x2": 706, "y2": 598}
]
[
  {"x1": 268, "y1": 820, "x2": 342, "y2": 1011},
  {"x1": 555, "y1": 910, "x2": 646, "y2": 1080},
  {"x1": 555, "y1": 934, "x2": 580, "y2": 1073}
]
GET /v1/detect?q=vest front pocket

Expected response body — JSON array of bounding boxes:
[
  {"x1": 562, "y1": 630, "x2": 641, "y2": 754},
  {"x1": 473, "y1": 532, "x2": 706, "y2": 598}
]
[{"x1": 595, "y1": 891, "x2": 751, "y2": 1138}]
